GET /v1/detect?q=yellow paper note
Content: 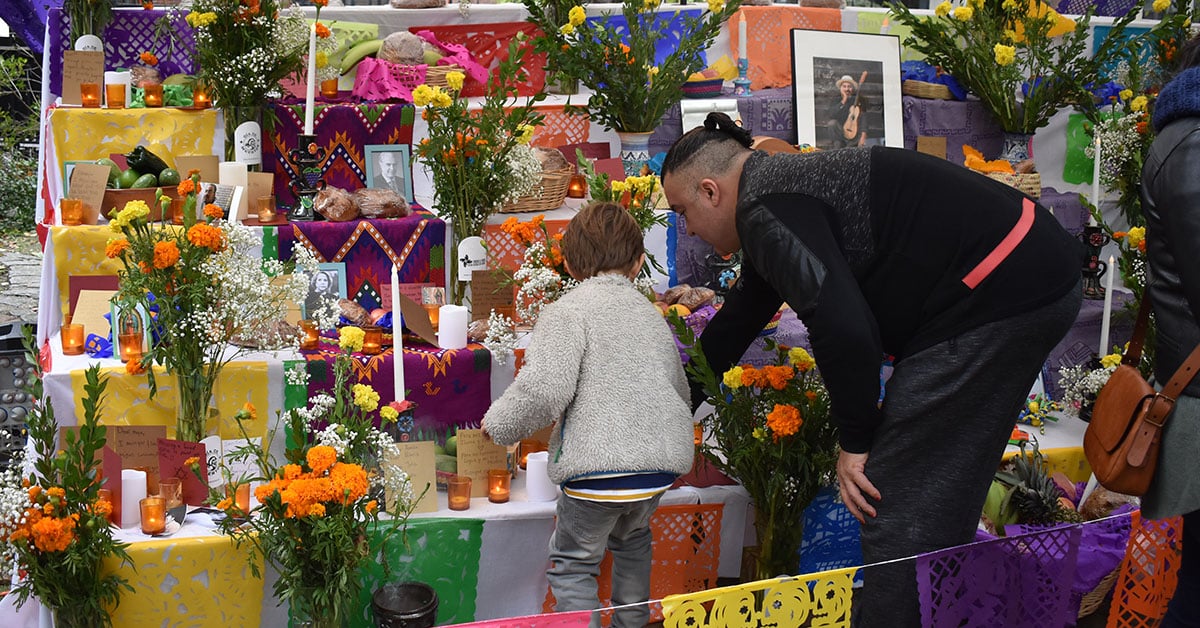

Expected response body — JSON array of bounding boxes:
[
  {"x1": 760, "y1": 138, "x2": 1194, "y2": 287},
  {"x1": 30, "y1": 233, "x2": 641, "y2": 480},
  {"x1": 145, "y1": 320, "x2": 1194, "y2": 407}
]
[
  {"x1": 73, "y1": 289, "x2": 116, "y2": 338},
  {"x1": 390, "y1": 441, "x2": 437, "y2": 514},
  {"x1": 454, "y1": 429, "x2": 509, "y2": 498}
]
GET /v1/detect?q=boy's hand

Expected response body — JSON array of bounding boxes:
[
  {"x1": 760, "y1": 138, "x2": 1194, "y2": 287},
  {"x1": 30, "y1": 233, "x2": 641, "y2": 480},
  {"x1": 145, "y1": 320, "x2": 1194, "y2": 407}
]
[{"x1": 480, "y1": 420, "x2": 491, "y2": 441}]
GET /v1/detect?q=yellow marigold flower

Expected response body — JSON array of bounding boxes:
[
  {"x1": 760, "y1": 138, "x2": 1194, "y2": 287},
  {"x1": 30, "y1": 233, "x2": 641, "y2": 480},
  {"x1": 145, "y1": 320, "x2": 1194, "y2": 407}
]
[
  {"x1": 1126, "y1": 226, "x2": 1146, "y2": 247},
  {"x1": 1001, "y1": 0, "x2": 1017, "y2": 9},
  {"x1": 1131, "y1": 95, "x2": 1148, "y2": 112},
  {"x1": 105, "y1": 237, "x2": 130, "y2": 259},
  {"x1": 516, "y1": 124, "x2": 535, "y2": 145},
  {"x1": 118, "y1": 200, "x2": 151, "y2": 227},
  {"x1": 752, "y1": 427, "x2": 767, "y2": 441},
  {"x1": 648, "y1": 66, "x2": 660, "y2": 80},
  {"x1": 707, "y1": 0, "x2": 725, "y2": 13},
  {"x1": 446, "y1": 71, "x2": 465, "y2": 91},
  {"x1": 1100, "y1": 352, "x2": 1123, "y2": 368},
  {"x1": 411, "y1": 84, "x2": 435, "y2": 108},
  {"x1": 935, "y1": 1, "x2": 952, "y2": 16},
  {"x1": 953, "y1": 6, "x2": 973, "y2": 20},
  {"x1": 568, "y1": 5, "x2": 586, "y2": 26},
  {"x1": 994, "y1": 44, "x2": 1016, "y2": 67},
  {"x1": 1153, "y1": 0, "x2": 1170, "y2": 12},
  {"x1": 380, "y1": 405, "x2": 399, "y2": 422},
  {"x1": 722, "y1": 366, "x2": 744, "y2": 389},
  {"x1": 352, "y1": 383, "x2": 380, "y2": 412},
  {"x1": 153, "y1": 241, "x2": 180, "y2": 269},
  {"x1": 186, "y1": 11, "x2": 217, "y2": 27},
  {"x1": 610, "y1": 180, "x2": 628, "y2": 195},
  {"x1": 307, "y1": 445, "x2": 338, "y2": 475},
  {"x1": 788, "y1": 347, "x2": 816, "y2": 371},
  {"x1": 643, "y1": 0, "x2": 659, "y2": 9},
  {"x1": 559, "y1": 23, "x2": 575, "y2": 36},
  {"x1": 432, "y1": 88, "x2": 452, "y2": 108},
  {"x1": 187, "y1": 223, "x2": 223, "y2": 250},
  {"x1": 315, "y1": 51, "x2": 328, "y2": 69},
  {"x1": 1003, "y1": 29, "x2": 1018, "y2": 42},
  {"x1": 766, "y1": 404, "x2": 803, "y2": 439},
  {"x1": 1119, "y1": 89, "x2": 1134, "y2": 101},
  {"x1": 339, "y1": 326, "x2": 365, "y2": 352}
]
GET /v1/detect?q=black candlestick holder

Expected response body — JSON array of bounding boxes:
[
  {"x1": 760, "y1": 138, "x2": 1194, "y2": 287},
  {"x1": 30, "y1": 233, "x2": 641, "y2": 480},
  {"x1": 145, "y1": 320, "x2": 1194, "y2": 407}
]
[
  {"x1": 287, "y1": 133, "x2": 327, "y2": 221},
  {"x1": 1079, "y1": 225, "x2": 1110, "y2": 300}
]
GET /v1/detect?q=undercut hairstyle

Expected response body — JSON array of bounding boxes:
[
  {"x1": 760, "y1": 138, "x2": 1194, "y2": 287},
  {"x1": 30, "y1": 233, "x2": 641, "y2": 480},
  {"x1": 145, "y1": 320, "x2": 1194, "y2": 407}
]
[
  {"x1": 561, "y1": 202, "x2": 645, "y2": 279},
  {"x1": 662, "y1": 112, "x2": 754, "y2": 179}
]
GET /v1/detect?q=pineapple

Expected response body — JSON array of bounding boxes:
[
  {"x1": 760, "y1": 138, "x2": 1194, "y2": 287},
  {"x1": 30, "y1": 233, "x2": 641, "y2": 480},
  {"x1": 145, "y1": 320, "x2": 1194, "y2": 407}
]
[{"x1": 996, "y1": 441, "x2": 1081, "y2": 525}]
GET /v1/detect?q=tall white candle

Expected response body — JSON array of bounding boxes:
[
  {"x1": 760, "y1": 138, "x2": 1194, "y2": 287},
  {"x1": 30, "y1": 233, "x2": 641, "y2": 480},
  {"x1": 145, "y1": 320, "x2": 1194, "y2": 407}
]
[
  {"x1": 1090, "y1": 135, "x2": 1102, "y2": 226},
  {"x1": 738, "y1": 12, "x2": 747, "y2": 62},
  {"x1": 391, "y1": 264, "x2": 405, "y2": 401},
  {"x1": 1100, "y1": 255, "x2": 1115, "y2": 355},
  {"x1": 121, "y1": 469, "x2": 147, "y2": 528},
  {"x1": 304, "y1": 22, "x2": 317, "y2": 135}
]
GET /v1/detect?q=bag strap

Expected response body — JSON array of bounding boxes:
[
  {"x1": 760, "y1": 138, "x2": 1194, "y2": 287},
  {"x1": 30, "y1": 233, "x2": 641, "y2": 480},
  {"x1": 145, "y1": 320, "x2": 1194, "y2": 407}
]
[
  {"x1": 1123, "y1": 295, "x2": 1152, "y2": 366},
  {"x1": 1161, "y1": 343, "x2": 1200, "y2": 401}
]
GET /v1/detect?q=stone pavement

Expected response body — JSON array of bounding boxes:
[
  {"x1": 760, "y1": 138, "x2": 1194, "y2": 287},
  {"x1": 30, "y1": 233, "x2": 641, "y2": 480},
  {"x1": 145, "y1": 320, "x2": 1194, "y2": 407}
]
[{"x1": 0, "y1": 251, "x2": 42, "y2": 326}]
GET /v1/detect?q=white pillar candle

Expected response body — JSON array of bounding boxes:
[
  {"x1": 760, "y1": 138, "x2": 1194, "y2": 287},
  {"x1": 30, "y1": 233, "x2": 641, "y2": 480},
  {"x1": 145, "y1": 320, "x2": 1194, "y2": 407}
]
[
  {"x1": 737, "y1": 12, "x2": 747, "y2": 62},
  {"x1": 1100, "y1": 255, "x2": 1115, "y2": 356},
  {"x1": 437, "y1": 305, "x2": 468, "y2": 350},
  {"x1": 525, "y1": 451, "x2": 558, "y2": 502},
  {"x1": 305, "y1": 22, "x2": 317, "y2": 135},
  {"x1": 1090, "y1": 135, "x2": 1102, "y2": 226},
  {"x1": 391, "y1": 263, "x2": 405, "y2": 401},
  {"x1": 121, "y1": 469, "x2": 147, "y2": 528}
]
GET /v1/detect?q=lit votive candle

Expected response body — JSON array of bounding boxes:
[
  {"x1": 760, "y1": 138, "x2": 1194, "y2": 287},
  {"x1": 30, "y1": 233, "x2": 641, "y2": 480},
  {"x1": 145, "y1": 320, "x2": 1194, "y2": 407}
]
[
  {"x1": 118, "y1": 332, "x2": 143, "y2": 363},
  {"x1": 361, "y1": 325, "x2": 383, "y2": 355},
  {"x1": 447, "y1": 475, "x2": 472, "y2": 511},
  {"x1": 62, "y1": 322, "x2": 85, "y2": 355},
  {"x1": 321, "y1": 78, "x2": 339, "y2": 99},
  {"x1": 143, "y1": 83, "x2": 164, "y2": 108},
  {"x1": 105, "y1": 83, "x2": 126, "y2": 109},
  {"x1": 97, "y1": 488, "x2": 115, "y2": 525},
  {"x1": 60, "y1": 198, "x2": 84, "y2": 226},
  {"x1": 257, "y1": 196, "x2": 277, "y2": 223},
  {"x1": 567, "y1": 172, "x2": 588, "y2": 199},
  {"x1": 192, "y1": 88, "x2": 211, "y2": 109},
  {"x1": 80, "y1": 82, "x2": 101, "y2": 108},
  {"x1": 139, "y1": 496, "x2": 166, "y2": 535},
  {"x1": 299, "y1": 320, "x2": 319, "y2": 351},
  {"x1": 488, "y1": 468, "x2": 510, "y2": 504},
  {"x1": 422, "y1": 303, "x2": 440, "y2": 330}
]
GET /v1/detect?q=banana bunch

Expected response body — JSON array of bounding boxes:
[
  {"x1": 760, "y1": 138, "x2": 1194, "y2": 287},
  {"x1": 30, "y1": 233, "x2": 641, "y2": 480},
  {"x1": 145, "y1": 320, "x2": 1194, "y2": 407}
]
[
  {"x1": 688, "y1": 56, "x2": 737, "y2": 82},
  {"x1": 339, "y1": 38, "x2": 447, "y2": 75}
]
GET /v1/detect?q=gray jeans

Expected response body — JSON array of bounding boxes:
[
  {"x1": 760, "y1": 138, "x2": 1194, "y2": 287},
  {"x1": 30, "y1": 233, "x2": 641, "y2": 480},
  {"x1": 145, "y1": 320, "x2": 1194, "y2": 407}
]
[{"x1": 547, "y1": 493, "x2": 663, "y2": 628}]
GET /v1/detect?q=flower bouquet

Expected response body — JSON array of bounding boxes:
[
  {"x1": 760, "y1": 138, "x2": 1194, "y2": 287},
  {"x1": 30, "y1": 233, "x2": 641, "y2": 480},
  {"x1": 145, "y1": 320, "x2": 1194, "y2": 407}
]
[
  {"x1": 498, "y1": 214, "x2": 575, "y2": 325},
  {"x1": 672, "y1": 319, "x2": 839, "y2": 580},
  {"x1": 578, "y1": 155, "x2": 670, "y2": 279},
  {"x1": 1057, "y1": 351, "x2": 1123, "y2": 419},
  {"x1": 0, "y1": 341, "x2": 131, "y2": 627},
  {"x1": 412, "y1": 39, "x2": 545, "y2": 306},
  {"x1": 205, "y1": 325, "x2": 419, "y2": 627},
  {"x1": 107, "y1": 172, "x2": 319, "y2": 442}
]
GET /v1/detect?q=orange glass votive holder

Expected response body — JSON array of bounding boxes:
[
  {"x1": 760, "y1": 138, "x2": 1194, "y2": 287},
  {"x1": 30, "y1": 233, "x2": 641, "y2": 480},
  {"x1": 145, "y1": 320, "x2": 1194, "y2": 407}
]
[
  {"x1": 158, "y1": 477, "x2": 182, "y2": 508},
  {"x1": 299, "y1": 320, "x2": 319, "y2": 351},
  {"x1": 118, "y1": 332, "x2": 142, "y2": 363},
  {"x1": 321, "y1": 78, "x2": 339, "y2": 99},
  {"x1": 257, "y1": 196, "x2": 276, "y2": 223},
  {"x1": 566, "y1": 173, "x2": 588, "y2": 199},
  {"x1": 97, "y1": 488, "x2": 115, "y2": 525},
  {"x1": 192, "y1": 88, "x2": 211, "y2": 109},
  {"x1": 170, "y1": 197, "x2": 185, "y2": 225},
  {"x1": 60, "y1": 198, "x2": 84, "y2": 226},
  {"x1": 143, "y1": 83, "x2": 164, "y2": 107},
  {"x1": 139, "y1": 496, "x2": 166, "y2": 535},
  {"x1": 105, "y1": 83, "x2": 126, "y2": 109},
  {"x1": 519, "y1": 439, "x2": 546, "y2": 470},
  {"x1": 361, "y1": 325, "x2": 383, "y2": 355},
  {"x1": 80, "y1": 82, "x2": 101, "y2": 108},
  {"x1": 423, "y1": 303, "x2": 440, "y2": 329},
  {"x1": 488, "y1": 469, "x2": 510, "y2": 504},
  {"x1": 226, "y1": 482, "x2": 251, "y2": 513},
  {"x1": 61, "y1": 323, "x2": 85, "y2": 355},
  {"x1": 447, "y1": 475, "x2": 472, "y2": 511}
]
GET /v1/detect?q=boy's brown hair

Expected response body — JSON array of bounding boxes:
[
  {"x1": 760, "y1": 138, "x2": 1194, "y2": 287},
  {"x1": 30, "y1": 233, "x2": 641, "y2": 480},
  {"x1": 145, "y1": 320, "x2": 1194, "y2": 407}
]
[{"x1": 561, "y1": 202, "x2": 644, "y2": 279}]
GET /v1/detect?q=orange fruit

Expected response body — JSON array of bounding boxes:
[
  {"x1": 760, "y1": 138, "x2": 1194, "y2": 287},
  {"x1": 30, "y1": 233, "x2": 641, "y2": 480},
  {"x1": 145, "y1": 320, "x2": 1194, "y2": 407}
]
[{"x1": 667, "y1": 304, "x2": 692, "y2": 318}]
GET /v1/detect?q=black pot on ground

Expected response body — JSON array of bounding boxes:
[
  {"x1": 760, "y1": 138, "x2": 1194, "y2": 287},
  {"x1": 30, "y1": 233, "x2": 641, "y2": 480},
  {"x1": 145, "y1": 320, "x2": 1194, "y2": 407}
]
[{"x1": 371, "y1": 581, "x2": 439, "y2": 628}]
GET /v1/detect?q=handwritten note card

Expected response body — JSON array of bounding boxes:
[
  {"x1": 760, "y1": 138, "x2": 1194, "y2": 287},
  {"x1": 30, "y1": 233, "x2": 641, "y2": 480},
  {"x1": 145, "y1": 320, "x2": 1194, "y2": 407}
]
[
  {"x1": 390, "y1": 441, "x2": 437, "y2": 513},
  {"x1": 68, "y1": 163, "x2": 112, "y2": 225},
  {"x1": 157, "y1": 438, "x2": 209, "y2": 506},
  {"x1": 454, "y1": 429, "x2": 509, "y2": 498},
  {"x1": 469, "y1": 270, "x2": 515, "y2": 322},
  {"x1": 61, "y1": 51, "x2": 104, "y2": 106}
]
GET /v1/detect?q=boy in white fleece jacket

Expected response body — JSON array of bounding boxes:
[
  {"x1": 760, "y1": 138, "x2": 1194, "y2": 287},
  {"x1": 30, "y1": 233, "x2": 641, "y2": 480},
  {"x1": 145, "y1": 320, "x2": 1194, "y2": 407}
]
[{"x1": 482, "y1": 202, "x2": 695, "y2": 627}]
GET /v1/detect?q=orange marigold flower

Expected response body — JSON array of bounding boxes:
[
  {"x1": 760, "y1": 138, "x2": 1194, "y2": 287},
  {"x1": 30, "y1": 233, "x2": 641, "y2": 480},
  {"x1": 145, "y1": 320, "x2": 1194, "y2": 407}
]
[
  {"x1": 177, "y1": 179, "x2": 196, "y2": 196},
  {"x1": 1138, "y1": 240, "x2": 1146, "y2": 253},
  {"x1": 764, "y1": 365, "x2": 793, "y2": 391},
  {"x1": 153, "y1": 241, "x2": 180, "y2": 269},
  {"x1": 315, "y1": 22, "x2": 331, "y2": 38},
  {"x1": 10, "y1": 528, "x2": 29, "y2": 543},
  {"x1": 308, "y1": 502, "x2": 326, "y2": 517},
  {"x1": 184, "y1": 456, "x2": 200, "y2": 467},
  {"x1": 765, "y1": 404, "x2": 803, "y2": 440},
  {"x1": 329, "y1": 462, "x2": 369, "y2": 503},
  {"x1": 187, "y1": 223, "x2": 223, "y2": 250},
  {"x1": 1112, "y1": 231, "x2": 1127, "y2": 239},
  {"x1": 92, "y1": 499, "x2": 112, "y2": 517},
  {"x1": 31, "y1": 515, "x2": 76, "y2": 552},
  {"x1": 105, "y1": 238, "x2": 130, "y2": 259},
  {"x1": 138, "y1": 261, "x2": 151, "y2": 274},
  {"x1": 28, "y1": 485, "x2": 42, "y2": 500},
  {"x1": 187, "y1": 169, "x2": 201, "y2": 178},
  {"x1": 365, "y1": 499, "x2": 378, "y2": 513},
  {"x1": 216, "y1": 497, "x2": 234, "y2": 511},
  {"x1": 306, "y1": 445, "x2": 338, "y2": 475},
  {"x1": 139, "y1": 52, "x2": 159, "y2": 66},
  {"x1": 203, "y1": 203, "x2": 223, "y2": 220},
  {"x1": 281, "y1": 464, "x2": 303, "y2": 481},
  {"x1": 313, "y1": 0, "x2": 328, "y2": 6},
  {"x1": 804, "y1": 390, "x2": 818, "y2": 402},
  {"x1": 141, "y1": 0, "x2": 153, "y2": 8},
  {"x1": 740, "y1": 366, "x2": 760, "y2": 388},
  {"x1": 47, "y1": 487, "x2": 65, "y2": 500},
  {"x1": 125, "y1": 359, "x2": 145, "y2": 375}
]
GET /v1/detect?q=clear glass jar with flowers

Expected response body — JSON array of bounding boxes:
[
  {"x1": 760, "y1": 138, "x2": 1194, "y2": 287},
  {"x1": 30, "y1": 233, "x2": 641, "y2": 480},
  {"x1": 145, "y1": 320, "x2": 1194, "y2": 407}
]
[
  {"x1": 0, "y1": 345, "x2": 131, "y2": 627},
  {"x1": 107, "y1": 172, "x2": 319, "y2": 442},
  {"x1": 672, "y1": 320, "x2": 839, "y2": 580},
  {"x1": 413, "y1": 39, "x2": 546, "y2": 306},
  {"x1": 205, "y1": 325, "x2": 419, "y2": 627}
]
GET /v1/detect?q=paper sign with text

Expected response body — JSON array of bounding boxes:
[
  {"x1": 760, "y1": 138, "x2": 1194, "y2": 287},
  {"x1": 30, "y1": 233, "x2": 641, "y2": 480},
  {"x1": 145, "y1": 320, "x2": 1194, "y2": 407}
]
[
  {"x1": 398, "y1": 292, "x2": 437, "y2": 345},
  {"x1": 61, "y1": 51, "x2": 103, "y2": 106},
  {"x1": 68, "y1": 163, "x2": 111, "y2": 225},
  {"x1": 73, "y1": 289, "x2": 116, "y2": 337},
  {"x1": 469, "y1": 270, "x2": 515, "y2": 322},
  {"x1": 454, "y1": 429, "x2": 509, "y2": 498},
  {"x1": 157, "y1": 438, "x2": 209, "y2": 506},
  {"x1": 390, "y1": 441, "x2": 437, "y2": 513}
]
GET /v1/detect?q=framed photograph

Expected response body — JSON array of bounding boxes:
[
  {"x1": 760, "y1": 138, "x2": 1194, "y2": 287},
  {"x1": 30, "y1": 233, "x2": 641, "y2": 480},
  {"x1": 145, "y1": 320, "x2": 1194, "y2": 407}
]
[
  {"x1": 303, "y1": 262, "x2": 348, "y2": 319},
  {"x1": 365, "y1": 144, "x2": 414, "y2": 204},
  {"x1": 791, "y1": 30, "x2": 903, "y2": 150}
]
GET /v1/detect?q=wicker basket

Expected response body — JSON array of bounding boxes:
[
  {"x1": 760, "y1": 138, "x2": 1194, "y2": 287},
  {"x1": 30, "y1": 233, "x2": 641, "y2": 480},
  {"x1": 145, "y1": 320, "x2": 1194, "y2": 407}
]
[
  {"x1": 986, "y1": 172, "x2": 1042, "y2": 198},
  {"x1": 424, "y1": 64, "x2": 462, "y2": 90},
  {"x1": 903, "y1": 79, "x2": 954, "y2": 100},
  {"x1": 499, "y1": 166, "x2": 573, "y2": 213},
  {"x1": 1077, "y1": 567, "x2": 1120, "y2": 618}
]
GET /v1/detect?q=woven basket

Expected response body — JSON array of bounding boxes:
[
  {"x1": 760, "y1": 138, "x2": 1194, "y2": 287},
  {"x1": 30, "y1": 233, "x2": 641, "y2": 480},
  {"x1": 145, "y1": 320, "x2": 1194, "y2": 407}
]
[
  {"x1": 499, "y1": 166, "x2": 573, "y2": 213},
  {"x1": 986, "y1": 172, "x2": 1042, "y2": 198},
  {"x1": 1077, "y1": 567, "x2": 1120, "y2": 618},
  {"x1": 903, "y1": 79, "x2": 954, "y2": 100},
  {"x1": 424, "y1": 64, "x2": 462, "y2": 90}
]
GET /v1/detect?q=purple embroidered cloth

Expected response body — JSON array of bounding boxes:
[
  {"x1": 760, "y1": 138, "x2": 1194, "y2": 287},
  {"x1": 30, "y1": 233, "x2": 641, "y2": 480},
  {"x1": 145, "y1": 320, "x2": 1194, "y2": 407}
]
[
  {"x1": 902, "y1": 95, "x2": 1006, "y2": 166},
  {"x1": 651, "y1": 87, "x2": 797, "y2": 156}
]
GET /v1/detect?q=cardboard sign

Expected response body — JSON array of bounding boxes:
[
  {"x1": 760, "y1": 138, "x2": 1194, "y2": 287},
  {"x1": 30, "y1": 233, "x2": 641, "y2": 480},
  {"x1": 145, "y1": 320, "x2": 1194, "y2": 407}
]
[
  {"x1": 61, "y1": 51, "x2": 104, "y2": 106},
  {"x1": 470, "y1": 270, "x2": 515, "y2": 322},
  {"x1": 68, "y1": 163, "x2": 112, "y2": 225},
  {"x1": 157, "y1": 438, "x2": 209, "y2": 506},
  {"x1": 390, "y1": 441, "x2": 437, "y2": 514},
  {"x1": 108, "y1": 425, "x2": 166, "y2": 471},
  {"x1": 174, "y1": 155, "x2": 220, "y2": 183},
  {"x1": 387, "y1": 282, "x2": 432, "y2": 309},
  {"x1": 916, "y1": 136, "x2": 948, "y2": 160},
  {"x1": 68, "y1": 276, "x2": 119, "y2": 321},
  {"x1": 454, "y1": 429, "x2": 509, "y2": 498},
  {"x1": 73, "y1": 289, "x2": 116, "y2": 338},
  {"x1": 398, "y1": 292, "x2": 437, "y2": 345}
]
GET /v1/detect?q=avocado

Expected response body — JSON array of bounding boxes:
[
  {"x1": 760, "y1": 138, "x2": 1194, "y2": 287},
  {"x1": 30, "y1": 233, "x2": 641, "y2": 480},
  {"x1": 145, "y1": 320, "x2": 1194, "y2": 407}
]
[
  {"x1": 158, "y1": 168, "x2": 181, "y2": 186},
  {"x1": 444, "y1": 435, "x2": 458, "y2": 457},
  {"x1": 116, "y1": 168, "x2": 141, "y2": 190},
  {"x1": 96, "y1": 158, "x2": 121, "y2": 184},
  {"x1": 131, "y1": 173, "x2": 158, "y2": 189}
]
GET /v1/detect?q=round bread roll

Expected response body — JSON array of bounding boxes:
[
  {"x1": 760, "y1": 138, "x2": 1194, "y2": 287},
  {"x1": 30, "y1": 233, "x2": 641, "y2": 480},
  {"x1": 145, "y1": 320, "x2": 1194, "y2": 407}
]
[
  {"x1": 533, "y1": 147, "x2": 569, "y2": 172},
  {"x1": 676, "y1": 287, "x2": 715, "y2": 311},
  {"x1": 378, "y1": 32, "x2": 427, "y2": 66},
  {"x1": 662, "y1": 284, "x2": 692, "y2": 306},
  {"x1": 337, "y1": 299, "x2": 372, "y2": 327}
]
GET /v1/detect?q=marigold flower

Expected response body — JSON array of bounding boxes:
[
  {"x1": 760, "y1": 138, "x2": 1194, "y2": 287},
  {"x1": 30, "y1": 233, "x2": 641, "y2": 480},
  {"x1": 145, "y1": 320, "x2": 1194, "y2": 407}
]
[
  {"x1": 140, "y1": 52, "x2": 159, "y2": 66},
  {"x1": 788, "y1": 347, "x2": 816, "y2": 371},
  {"x1": 446, "y1": 71, "x2": 465, "y2": 92},
  {"x1": 365, "y1": 499, "x2": 378, "y2": 513},
  {"x1": 766, "y1": 404, "x2": 803, "y2": 440},
  {"x1": 740, "y1": 366, "x2": 759, "y2": 388},
  {"x1": 764, "y1": 365, "x2": 793, "y2": 391},
  {"x1": 282, "y1": 464, "x2": 303, "y2": 481},
  {"x1": 92, "y1": 498, "x2": 113, "y2": 517},
  {"x1": 235, "y1": 402, "x2": 257, "y2": 422},
  {"x1": 1131, "y1": 95, "x2": 1148, "y2": 112},
  {"x1": 187, "y1": 223, "x2": 223, "y2": 250},
  {"x1": 315, "y1": 22, "x2": 331, "y2": 39},
  {"x1": 185, "y1": 456, "x2": 200, "y2": 468},
  {"x1": 141, "y1": 0, "x2": 154, "y2": 8},
  {"x1": 568, "y1": 5, "x2": 586, "y2": 25},
  {"x1": 707, "y1": 0, "x2": 725, "y2": 13},
  {"x1": 412, "y1": 84, "x2": 435, "y2": 108},
  {"x1": 307, "y1": 445, "x2": 338, "y2": 475},
  {"x1": 30, "y1": 515, "x2": 76, "y2": 552},
  {"x1": 1153, "y1": 0, "x2": 1170, "y2": 12},
  {"x1": 153, "y1": 241, "x2": 181, "y2": 269},
  {"x1": 308, "y1": 502, "x2": 326, "y2": 517},
  {"x1": 432, "y1": 88, "x2": 452, "y2": 108},
  {"x1": 198, "y1": 203, "x2": 221, "y2": 221},
  {"x1": 105, "y1": 238, "x2": 130, "y2": 259},
  {"x1": 805, "y1": 390, "x2": 818, "y2": 402},
  {"x1": 1001, "y1": 0, "x2": 1017, "y2": 9},
  {"x1": 953, "y1": 6, "x2": 973, "y2": 20},
  {"x1": 352, "y1": 383, "x2": 380, "y2": 412},
  {"x1": 339, "y1": 326, "x2": 365, "y2": 352},
  {"x1": 28, "y1": 485, "x2": 42, "y2": 500},
  {"x1": 935, "y1": 1, "x2": 952, "y2": 16},
  {"x1": 993, "y1": 44, "x2": 1015, "y2": 67},
  {"x1": 1100, "y1": 352, "x2": 1123, "y2": 368},
  {"x1": 1126, "y1": 226, "x2": 1146, "y2": 248},
  {"x1": 125, "y1": 358, "x2": 145, "y2": 375},
  {"x1": 216, "y1": 497, "x2": 234, "y2": 511},
  {"x1": 330, "y1": 462, "x2": 369, "y2": 503},
  {"x1": 380, "y1": 405, "x2": 399, "y2": 422},
  {"x1": 559, "y1": 23, "x2": 576, "y2": 35}
]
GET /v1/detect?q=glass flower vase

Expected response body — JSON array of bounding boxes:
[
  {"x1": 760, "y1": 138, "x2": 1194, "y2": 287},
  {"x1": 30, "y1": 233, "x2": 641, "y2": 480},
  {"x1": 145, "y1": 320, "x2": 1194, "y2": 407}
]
[{"x1": 176, "y1": 371, "x2": 217, "y2": 443}]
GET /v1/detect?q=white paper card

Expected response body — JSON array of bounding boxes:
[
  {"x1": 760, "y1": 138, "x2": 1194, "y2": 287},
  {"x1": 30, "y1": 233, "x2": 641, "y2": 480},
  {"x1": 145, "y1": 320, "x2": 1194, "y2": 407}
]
[{"x1": 457, "y1": 236, "x2": 487, "y2": 279}]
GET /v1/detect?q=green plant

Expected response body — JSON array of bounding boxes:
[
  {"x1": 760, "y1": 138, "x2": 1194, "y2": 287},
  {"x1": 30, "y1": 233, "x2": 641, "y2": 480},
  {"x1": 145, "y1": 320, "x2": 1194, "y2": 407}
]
[
  {"x1": 63, "y1": 0, "x2": 114, "y2": 46},
  {"x1": 672, "y1": 317, "x2": 839, "y2": 580},
  {"x1": 0, "y1": 51, "x2": 39, "y2": 233},
  {"x1": 523, "y1": 0, "x2": 740, "y2": 132},
  {"x1": 0, "y1": 331, "x2": 132, "y2": 626},
  {"x1": 889, "y1": 0, "x2": 1143, "y2": 135}
]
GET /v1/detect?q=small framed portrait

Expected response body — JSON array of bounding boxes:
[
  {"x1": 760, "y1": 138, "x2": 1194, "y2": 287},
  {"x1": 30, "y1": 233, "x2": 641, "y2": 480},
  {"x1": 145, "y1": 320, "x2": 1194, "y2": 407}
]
[
  {"x1": 791, "y1": 30, "x2": 903, "y2": 150},
  {"x1": 303, "y1": 262, "x2": 348, "y2": 319},
  {"x1": 364, "y1": 144, "x2": 414, "y2": 204}
]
